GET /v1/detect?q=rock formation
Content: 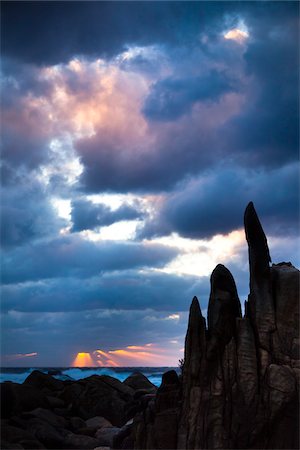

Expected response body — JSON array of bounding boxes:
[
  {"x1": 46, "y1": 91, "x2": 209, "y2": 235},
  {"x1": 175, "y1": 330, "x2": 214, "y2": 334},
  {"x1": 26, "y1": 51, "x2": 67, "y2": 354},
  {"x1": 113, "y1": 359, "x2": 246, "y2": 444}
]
[{"x1": 133, "y1": 202, "x2": 299, "y2": 449}]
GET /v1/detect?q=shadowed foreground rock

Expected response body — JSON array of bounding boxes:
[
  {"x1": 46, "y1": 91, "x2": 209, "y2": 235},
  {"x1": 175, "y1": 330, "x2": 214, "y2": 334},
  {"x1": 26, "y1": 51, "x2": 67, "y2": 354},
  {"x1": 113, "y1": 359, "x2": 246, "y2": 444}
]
[{"x1": 133, "y1": 202, "x2": 299, "y2": 449}]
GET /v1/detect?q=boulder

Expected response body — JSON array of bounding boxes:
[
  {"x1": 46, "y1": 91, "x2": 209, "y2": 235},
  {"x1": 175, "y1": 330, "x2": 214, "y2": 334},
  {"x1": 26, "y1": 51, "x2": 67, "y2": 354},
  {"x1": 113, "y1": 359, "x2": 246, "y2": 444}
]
[
  {"x1": 70, "y1": 416, "x2": 86, "y2": 431},
  {"x1": 1, "y1": 425, "x2": 45, "y2": 449},
  {"x1": 85, "y1": 416, "x2": 113, "y2": 429},
  {"x1": 95, "y1": 426, "x2": 120, "y2": 447},
  {"x1": 60, "y1": 376, "x2": 135, "y2": 425},
  {"x1": 112, "y1": 420, "x2": 134, "y2": 449},
  {"x1": 22, "y1": 407, "x2": 67, "y2": 429},
  {"x1": 24, "y1": 370, "x2": 64, "y2": 392},
  {"x1": 1, "y1": 382, "x2": 49, "y2": 418},
  {"x1": 76, "y1": 426, "x2": 97, "y2": 436},
  {"x1": 46, "y1": 395, "x2": 65, "y2": 408},
  {"x1": 25, "y1": 417, "x2": 67, "y2": 448},
  {"x1": 64, "y1": 432, "x2": 100, "y2": 449},
  {"x1": 123, "y1": 372, "x2": 156, "y2": 392}
]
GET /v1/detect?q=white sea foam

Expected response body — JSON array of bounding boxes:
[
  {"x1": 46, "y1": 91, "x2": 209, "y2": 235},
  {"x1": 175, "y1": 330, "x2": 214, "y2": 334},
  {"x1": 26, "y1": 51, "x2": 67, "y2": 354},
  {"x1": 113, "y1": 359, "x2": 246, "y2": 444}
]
[{"x1": 0, "y1": 367, "x2": 176, "y2": 386}]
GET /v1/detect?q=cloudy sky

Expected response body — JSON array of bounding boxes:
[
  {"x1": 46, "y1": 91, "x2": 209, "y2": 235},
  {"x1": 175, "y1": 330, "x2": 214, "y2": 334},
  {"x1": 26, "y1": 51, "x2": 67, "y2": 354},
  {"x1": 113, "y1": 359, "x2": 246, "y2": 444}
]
[{"x1": 1, "y1": 1, "x2": 299, "y2": 367}]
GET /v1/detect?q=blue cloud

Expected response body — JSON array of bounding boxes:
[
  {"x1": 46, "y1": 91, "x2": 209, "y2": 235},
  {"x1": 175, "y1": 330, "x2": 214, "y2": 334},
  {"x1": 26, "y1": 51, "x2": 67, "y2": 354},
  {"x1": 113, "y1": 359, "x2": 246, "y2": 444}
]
[
  {"x1": 143, "y1": 70, "x2": 237, "y2": 121},
  {"x1": 1, "y1": 235, "x2": 178, "y2": 284},
  {"x1": 71, "y1": 199, "x2": 144, "y2": 232}
]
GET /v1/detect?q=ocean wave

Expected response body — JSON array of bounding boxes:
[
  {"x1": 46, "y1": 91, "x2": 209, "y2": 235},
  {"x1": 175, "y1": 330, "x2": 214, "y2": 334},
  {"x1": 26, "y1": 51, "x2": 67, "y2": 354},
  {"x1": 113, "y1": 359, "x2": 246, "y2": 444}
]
[{"x1": 0, "y1": 366, "x2": 170, "y2": 386}]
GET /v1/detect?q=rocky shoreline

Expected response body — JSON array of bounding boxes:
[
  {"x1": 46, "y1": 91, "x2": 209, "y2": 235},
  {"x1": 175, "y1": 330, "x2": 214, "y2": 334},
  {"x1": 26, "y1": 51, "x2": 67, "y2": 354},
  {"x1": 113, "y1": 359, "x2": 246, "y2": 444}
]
[
  {"x1": 1, "y1": 369, "x2": 157, "y2": 449},
  {"x1": 1, "y1": 202, "x2": 299, "y2": 450}
]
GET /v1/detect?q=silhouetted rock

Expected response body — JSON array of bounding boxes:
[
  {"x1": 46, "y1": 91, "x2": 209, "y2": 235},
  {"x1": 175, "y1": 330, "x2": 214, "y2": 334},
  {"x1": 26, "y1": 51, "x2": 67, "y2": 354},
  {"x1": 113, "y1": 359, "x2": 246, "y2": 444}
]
[
  {"x1": 85, "y1": 416, "x2": 113, "y2": 429},
  {"x1": 24, "y1": 370, "x2": 64, "y2": 392},
  {"x1": 1, "y1": 425, "x2": 45, "y2": 449},
  {"x1": 95, "y1": 426, "x2": 120, "y2": 446},
  {"x1": 244, "y1": 201, "x2": 275, "y2": 354},
  {"x1": 59, "y1": 375, "x2": 135, "y2": 425},
  {"x1": 25, "y1": 417, "x2": 67, "y2": 448},
  {"x1": 64, "y1": 432, "x2": 100, "y2": 449},
  {"x1": 1, "y1": 383, "x2": 49, "y2": 418},
  {"x1": 134, "y1": 202, "x2": 299, "y2": 449},
  {"x1": 22, "y1": 407, "x2": 67, "y2": 429},
  {"x1": 124, "y1": 371, "x2": 156, "y2": 392},
  {"x1": 207, "y1": 264, "x2": 241, "y2": 360},
  {"x1": 70, "y1": 416, "x2": 86, "y2": 431}
]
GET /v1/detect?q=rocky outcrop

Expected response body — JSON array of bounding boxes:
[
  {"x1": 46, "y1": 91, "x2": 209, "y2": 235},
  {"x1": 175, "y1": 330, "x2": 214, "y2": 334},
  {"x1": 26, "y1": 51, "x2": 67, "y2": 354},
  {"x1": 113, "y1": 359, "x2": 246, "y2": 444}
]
[
  {"x1": 124, "y1": 371, "x2": 157, "y2": 392},
  {"x1": 134, "y1": 202, "x2": 299, "y2": 449},
  {"x1": 1, "y1": 371, "x2": 142, "y2": 449}
]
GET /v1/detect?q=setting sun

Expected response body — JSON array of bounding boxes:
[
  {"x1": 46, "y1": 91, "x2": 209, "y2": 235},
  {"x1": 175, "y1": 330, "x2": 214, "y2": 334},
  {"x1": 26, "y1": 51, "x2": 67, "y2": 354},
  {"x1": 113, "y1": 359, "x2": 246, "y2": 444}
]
[{"x1": 72, "y1": 352, "x2": 95, "y2": 367}]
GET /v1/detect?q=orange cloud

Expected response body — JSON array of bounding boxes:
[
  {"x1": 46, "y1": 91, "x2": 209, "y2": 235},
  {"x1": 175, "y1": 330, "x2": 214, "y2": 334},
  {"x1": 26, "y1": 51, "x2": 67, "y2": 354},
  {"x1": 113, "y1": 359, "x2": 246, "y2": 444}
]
[
  {"x1": 3, "y1": 352, "x2": 38, "y2": 361},
  {"x1": 71, "y1": 341, "x2": 183, "y2": 368}
]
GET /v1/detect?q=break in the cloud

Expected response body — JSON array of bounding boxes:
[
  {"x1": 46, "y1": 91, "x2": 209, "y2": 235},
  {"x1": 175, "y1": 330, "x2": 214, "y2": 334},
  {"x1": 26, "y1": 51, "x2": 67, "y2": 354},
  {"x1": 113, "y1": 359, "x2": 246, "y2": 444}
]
[{"x1": 1, "y1": 1, "x2": 299, "y2": 366}]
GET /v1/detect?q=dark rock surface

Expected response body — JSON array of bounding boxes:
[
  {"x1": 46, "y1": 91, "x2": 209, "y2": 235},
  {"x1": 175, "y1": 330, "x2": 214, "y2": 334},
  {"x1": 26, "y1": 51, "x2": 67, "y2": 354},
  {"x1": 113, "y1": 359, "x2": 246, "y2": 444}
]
[
  {"x1": 24, "y1": 370, "x2": 64, "y2": 392},
  {"x1": 1, "y1": 371, "x2": 138, "y2": 448},
  {"x1": 123, "y1": 371, "x2": 156, "y2": 392},
  {"x1": 133, "y1": 202, "x2": 299, "y2": 449},
  {"x1": 1, "y1": 382, "x2": 49, "y2": 419}
]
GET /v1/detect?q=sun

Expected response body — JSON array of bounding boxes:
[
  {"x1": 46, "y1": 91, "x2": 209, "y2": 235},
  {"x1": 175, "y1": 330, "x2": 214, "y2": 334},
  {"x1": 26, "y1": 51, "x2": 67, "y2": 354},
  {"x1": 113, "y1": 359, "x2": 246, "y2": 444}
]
[{"x1": 72, "y1": 352, "x2": 95, "y2": 367}]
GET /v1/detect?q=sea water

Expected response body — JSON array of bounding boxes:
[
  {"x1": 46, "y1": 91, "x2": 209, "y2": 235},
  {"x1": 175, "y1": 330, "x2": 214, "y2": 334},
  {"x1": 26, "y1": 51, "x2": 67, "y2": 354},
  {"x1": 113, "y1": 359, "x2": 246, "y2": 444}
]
[{"x1": 0, "y1": 367, "x2": 178, "y2": 386}]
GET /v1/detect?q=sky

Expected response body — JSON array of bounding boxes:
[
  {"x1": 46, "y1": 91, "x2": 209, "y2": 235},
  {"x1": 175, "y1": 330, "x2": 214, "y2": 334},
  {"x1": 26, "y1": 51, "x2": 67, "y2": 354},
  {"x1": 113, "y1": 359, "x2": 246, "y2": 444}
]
[{"x1": 1, "y1": 1, "x2": 299, "y2": 367}]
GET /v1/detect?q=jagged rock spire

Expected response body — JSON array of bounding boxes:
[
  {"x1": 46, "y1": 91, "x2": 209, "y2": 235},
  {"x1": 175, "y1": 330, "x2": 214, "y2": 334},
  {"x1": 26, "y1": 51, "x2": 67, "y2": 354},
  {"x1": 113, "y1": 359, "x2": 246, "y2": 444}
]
[
  {"x1": 244, "y1": 201, "x2": 275, "y2": 352},
  {"x1": 133, "y1": 203, "x2": 299, "y2": 450},
  {"x1": 183, "y1": 296, "x2": 206, "y2": 381}
]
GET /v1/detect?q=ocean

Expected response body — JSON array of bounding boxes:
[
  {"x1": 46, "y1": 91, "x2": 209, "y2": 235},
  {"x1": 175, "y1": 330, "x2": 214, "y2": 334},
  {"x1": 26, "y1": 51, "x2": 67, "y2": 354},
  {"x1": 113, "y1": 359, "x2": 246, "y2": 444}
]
[{"x1": 0, "y1": 366, "x2": 178, "y2": 386}]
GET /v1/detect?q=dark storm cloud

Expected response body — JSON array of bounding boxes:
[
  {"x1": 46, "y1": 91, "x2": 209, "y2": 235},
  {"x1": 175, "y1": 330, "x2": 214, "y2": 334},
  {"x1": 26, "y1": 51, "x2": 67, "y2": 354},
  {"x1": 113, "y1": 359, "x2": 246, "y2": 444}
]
[
  {"x1": 71, "y1": 199, "x2": 144, "y2": 232},
  {"x1": 1, "y1": 1, "x2": 298, "y2": 195},
  {"x1": 1, "y1": 1, "x2": 231, "y2": 65},
  {"x1": 143, "y1": 70, "x2": 237, "y2": 121},
  {"x1": 139, "y1": 163, "x2": 299, "y2": 240},
  {"x1": 1, "y1": 179, "x2": 65, "y2": 249},
  {"x1": 76, "y1": 107, "x2": 221, "y2": 193},
  {"x1": 222, "y1": 5, "x2": 299, "y2": 167},
  {"x1": 1, "y1": 270, "x2": 208, "y2": 313},
  {"x1": 1, "y1": 235, "x2": 178, "y2": 284}
]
